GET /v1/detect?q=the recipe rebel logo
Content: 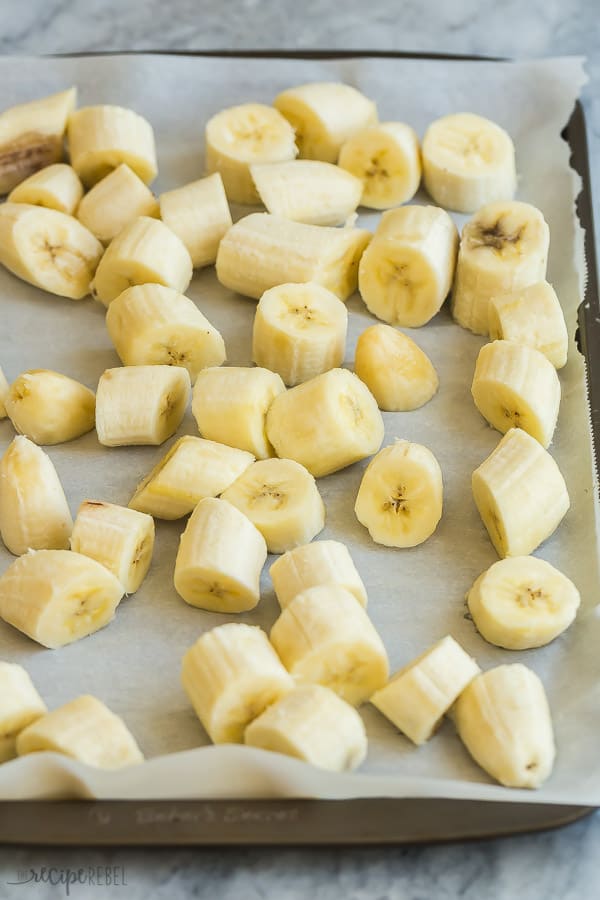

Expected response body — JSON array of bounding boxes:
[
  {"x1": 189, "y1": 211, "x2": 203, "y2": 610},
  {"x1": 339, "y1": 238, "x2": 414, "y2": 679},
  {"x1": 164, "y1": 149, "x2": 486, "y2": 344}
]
[{"x1": 7, "y1": 866, "x2": 128, "y2": 895}]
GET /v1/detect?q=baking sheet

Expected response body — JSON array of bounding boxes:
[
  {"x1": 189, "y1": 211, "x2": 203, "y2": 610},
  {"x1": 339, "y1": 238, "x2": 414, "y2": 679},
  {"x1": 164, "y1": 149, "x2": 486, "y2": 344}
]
[{"x1": 0, "y1": 53, "x2": 596, "y2": 805}]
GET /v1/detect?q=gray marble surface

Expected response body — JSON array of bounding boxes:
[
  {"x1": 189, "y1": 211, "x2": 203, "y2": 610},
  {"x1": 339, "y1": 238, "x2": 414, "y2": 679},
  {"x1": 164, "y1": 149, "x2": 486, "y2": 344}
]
[{"x1": 0, "y1": 1, "x2": 599, "y2": 897}]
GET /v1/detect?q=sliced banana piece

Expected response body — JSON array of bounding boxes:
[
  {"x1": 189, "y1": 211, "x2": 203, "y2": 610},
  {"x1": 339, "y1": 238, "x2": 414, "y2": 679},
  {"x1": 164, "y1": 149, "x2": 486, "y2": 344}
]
[
  {"x1": 0, "y1": 436, "x2": 72, "y2": 556},
  {"x1": 250, "y1": 159, "x2": 362, "y2": 225},
  {"x1": 452, "y1": 201, "x2": 550, "y2": 335},
  {"x1": 182, "y1": 623, "x2": 294, "y2": 743},
  {"x1": 8, "y1": 163, "x2": 83, "y2": 215},
  {"x1": 129, "y1": 436, "x2": 254, "y2": 520},
  {"x1": 338, "y1": 122, "x2": 421, "y2": 209},
  {"x1": 453, "y1": 664, "x2": 555, "y2": 789},
  {"x1": 471, "y1": 340, "x2": 560, "y2": 448},
  {"x1": 0, "y1": 203, "x2": 103, "y2": 300},
  {"x1": 0, "y1": 366, "x2": 9, "y2": 419},
  {"x1": 270, "y1": 585, "x2": 389, "y2": 706},
  {"x1": 274, "y1": 82, "x2": 377, "y2": 163},
  {"x1": 5, "y1": 369, "x2": 96, "y2": 445},
  {"x1": 174, "y1": 497, "x2": 267, "y2": 612},
  {"x1": 370, "y1": 636, "x2": 480, "y2": 745},
  {"x1": 16, "y1": 695, "x2": 143, "y2": 768},
  {"x1": 0, "y1": 549, "x2": 124, "y2": 649},
  {"x1": 221, "y1": 458, "x2": 325, "y2": 554},
  {"x1": 266, "y1": 368, "x2": 384, "y2": 478},
  {"x1": 192, "y1": 366, "x2": 285, "y2": 459},
  {"x1": 245, "y1": 684, "x2": 367, "y2": 772},
  {"x1": 252, "y1": 282, "x2": 348, "y2": 386},
  {"x1": 159, "y1": 173, "x2": 232, "y2": 268},
  {"x1": 488, "y1": 281, "x2": 568, "y2": 370},
  {"x1": 467, "y1": 556, "x2": 580, "y2": 650},
  {"x1": 68, "y1": 105, "x2": 157, "y2": 187},
  {"x1": 105, "y1": 283, "x2": 226, "y2": 383},
  {"x1": 422, "y1": 112, "x2": 516, "y2": 213},
  {"x1": 358, "y1": 205, "x2": 458, "y2": 327},
  {"x1": 91, "y1": 215, "x2": 193, "y2": 308},
  {"x1": 270, "y1": 540, "x2": 367, "y2": 610},
  {"x1": 70, "y1": 500, "x2": 155, "y2": 594},
  {"x1": 355, "y1": 440, "x2": 443, "y2": 548},
  {"x1": 95, "y1": 365, "x2": 190, "y2": 447},
  {"x1": 216, "y1": 212, "x2": 371, "y2": 301},
  {"x1": 472, "y1": 427, "x2": 569, "y2": 558},
  {"x1": 77, "y1": 163, "x2": 159, "y2": 245},
  {"x1": 205, "y1": 103, "x2": 297, "y2": 204},
  {"x1": 0, "y1": 662, "x2": 47, "y2": 763},
  {"x1": 354, "y1": 324, "x2": 439, "y2": 412}
]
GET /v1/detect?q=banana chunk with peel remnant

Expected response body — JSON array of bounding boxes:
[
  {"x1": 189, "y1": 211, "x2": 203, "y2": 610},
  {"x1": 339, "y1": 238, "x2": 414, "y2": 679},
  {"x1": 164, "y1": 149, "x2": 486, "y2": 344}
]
[
  {"x1": 370, "y1": 636, "x2": 480, "y2": 745},
  {"x1": 453, "y1": 664, "x2": 555, "y2": 789},
  {"x1": 159, "y1": 173, "x2": 232, "y2": 268},
  {"x1": 216, "y1": 213, "x2": 371, "y2": 302},
  {"x1": 68, "y1": 105, "x2": 157, "y2": 187},
  {"x1": 0, "y1": 549, "x2": 124, "y2": 649},
  {"x1": 8, "y1": 163, "x2": 83, "y2": 215},
  {"x1": 245, "y1": 685, "x2": 367, "y2": 772},
  {"x1": 0, "y1": 662, "x2": 47, "y2": 763},
  {"x1": 16, "y1": 695, "x2": 143, "y2": 768},
  {"x1": 266, "y1": 368, "x2": 384, "y2": 478},
  {"x1": 174, "y1": 497, "x2": 267, "y2": 612},
  {"x1": 355, "y1": 440, "x2": 443, "y2": 548},
  {"x1": 270, "y1": 540, "x2": 367, "y2": 610},
  {"x1": 467, "y1": 556, "x2": 580, "y2": 650},
  {"x1": 77, "y1": 163, "x2": 159, "y2": 245},
  {"x1": 338, "y1": 122, "x2": 421, "y2": 209},
  {"x1": 129, "y1": 436, "x2": 254, "y2": 520},
  {"x1": 95, "y1": 365, "x2": 190, "y2": 447},
  {"x1": 0, "y1": 436, "x2": 73, "y2": 556},
  {"x1": 488, "y1": 281, "x2": 568, "y2": 370},
  {"x1": 250, "y1": 160, "x2": 362, "y2": 225},
  {"x1": 221, "y1": 458, "x2": 325, "y2": 554},
  {"x1": 0, "y1": 366, "x2": 9, "y2": 419},
  {"x1": 70, "y1": 500, "x2": 155, "y2": 594},
  {"x1": 5, "y1": 369, "x2": 96, "y2": 445},
  {"x1": 472, "y1": 428, "x2": 569, "y2": 558},
  {"x1": 252, "y1": 282, "x2": 347, "y2": 387},
  {"x1": 182, "y1": 623, "x2": 294, "y2": 744},
  {"x1": 358, "y1": 205, "x2": 458, "y2": 327}
]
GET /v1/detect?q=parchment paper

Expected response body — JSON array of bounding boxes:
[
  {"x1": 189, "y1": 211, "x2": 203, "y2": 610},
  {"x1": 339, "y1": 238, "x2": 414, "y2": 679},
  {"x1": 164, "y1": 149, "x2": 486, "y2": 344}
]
[{"x1": 0, "y1": 53, "x2": 596, "y2": 804}]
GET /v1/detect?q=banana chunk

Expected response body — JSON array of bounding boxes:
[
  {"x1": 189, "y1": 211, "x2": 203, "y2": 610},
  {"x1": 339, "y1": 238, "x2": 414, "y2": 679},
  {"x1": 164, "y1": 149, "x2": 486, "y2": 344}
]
[
  {"x1": 467, "y1": 556, "x2": 580, "y2": 650},
  {"x1": 250, "y1": 160, "x2": 362, "y2": 225},
  {"x1": 70, "y1": 500, "x2": 155, "y2": 594},
  {"x1": 106, "y1": 283, "x2": 226, "y2": 383},
  {"x1": 245, "y1": 685, "x2": 367, "y2": 772},
  {"x1": 91, "y1": 216, "x2": 193, "y2": 308},
  {"x1": 355, "y1": 440, "x2": 443, "y2": 548},
  {"x1": 252, "y1": 282, "x2": 348, "y2": 387},
  {"x1": 95, "y1": 365, "x2": 190, "y2": 447},
  {"x1": 0, "y1": 366, "x2": 9, "y2": 419},
  {"x1": 0, "y1": 203, "x2": 103, "y2": 300},
  {"x1": 16, "y1": 695, "x2": 143, "y2": 768},
  {"x1": 0, "y1": 662, "x2": 47, "y2": 763},
  {"x1": 8, "y1": 163, "x2": 83, "y2": 215},
  {"x1": 452, "y1": 201, "x2": 550, "y2": 335},
  {"x1": 354, "y1": 324, "x2": 439, "y2": 412},
  {"x1": 205, "y1": 103, "x2": 297, "y2": 205},
  {"x1": 221, "y1": 458, "x2": 325, "y2": 554},
  {"x1": 488, "y1": 281, "x2": 568, "y2": 370},
  {"x1": 270, "y1": 585, "x2": 388, "y2": 705},
  {"x1": 0, "y1": 436, "x2": 72, "y2": 556},
  {"x1": 77, "y1": 163, "x2": 159, "y2": 245},
  {"x1": 5, "y1": 369, "x2": 96, "y2": 445},
  {"x1": 192, "y1": 366, "x2": 285, "y2": 459},
  {"x1": 0, "y1": 549, "x2": 124, "y2": 649},
  {"x1": 338, "y1": 122, "x2": 421, "y2": 209},
  {"x1": 266, "y1": 368, "x2": 384, "y2": 478},
  {"x1": 358, "y1": 205, "x2": 458, "y2": 327},
  {"x1": 182, "y1": 623, "x2": 294, "y2": 743},
  {"x1": 129, "y1": 436, "x2": 254, "y2": 520},
  {"x1": 471, "y1": 340, "x2": 560, "y2": 448},
  {"x1": 274, "y1": 82, "x2": 377, "y2": 163},
  {"x1": 472, "y1": 427, "x2": 569, "y2": 558},
  {"x1": 68, "y1": 105, "x2": 157, "y2": 187},
  {"x1": 159, "y1": 173, "x2": 232, "y2": 268},
  {"x1": 370, "y1": 636, "x2": 480, "y2": 745},
  {"x1": 174, "y1": 497, "x2": 267, "y2": 612},
  {"x1": 216, "y1": 212, "x2": 371, "y2": 302},
  {"x1": 454, "y1": 664, "x2": 555, "y2": 789},
  {"x1": 270, "y1": 540, "x2": 367, "y2": 610},
  {"x1": 0, "y1": 87, "x2": 76, "y2": 195}
]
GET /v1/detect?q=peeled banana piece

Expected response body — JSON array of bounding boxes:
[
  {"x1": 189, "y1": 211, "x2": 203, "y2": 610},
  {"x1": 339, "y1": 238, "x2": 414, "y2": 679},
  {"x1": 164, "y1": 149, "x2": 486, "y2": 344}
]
[
  {"x1": 8, "y1": 163, "x2": 83, "y2": 215},
  {"x1": 77, "y1": 163, "x2": 159, "y2": 244},
  {"x1": 488, "y1": 281, "x2": 568, "y2": 370},
  {"x1": 159, "y1": 173, "x2": 232, "y2": 268},
  {"x1": 338, "y1": 122, "x2": 421, "y2": 209},
  {"x1": 270, "y1": 540, "x2": 367, "y2": 610},
  {"x1": 0, "y1": 366, "x2": 10, "y2": 419},
  {"x1": 68, "y1": 105, "x2": 158, "y2": 187},
  {"x1": 0, "y1": 662, "x2": 47, "y2": 763},
  {"x1": 354, "y1": 324, "x2": 439, "y2": 411},
  {"x1": 250, "y1": 159, "x2": 362, "y2": 225},
  {"x1": 5, "y1": 369, "x2": 96, "y2": 445}
]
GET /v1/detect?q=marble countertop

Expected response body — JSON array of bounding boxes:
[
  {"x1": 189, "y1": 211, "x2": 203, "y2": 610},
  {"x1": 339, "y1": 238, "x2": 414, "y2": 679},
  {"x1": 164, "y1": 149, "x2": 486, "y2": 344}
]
[{"x1": 0, "y1": 1, "x2": 598, "y2": 898}]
